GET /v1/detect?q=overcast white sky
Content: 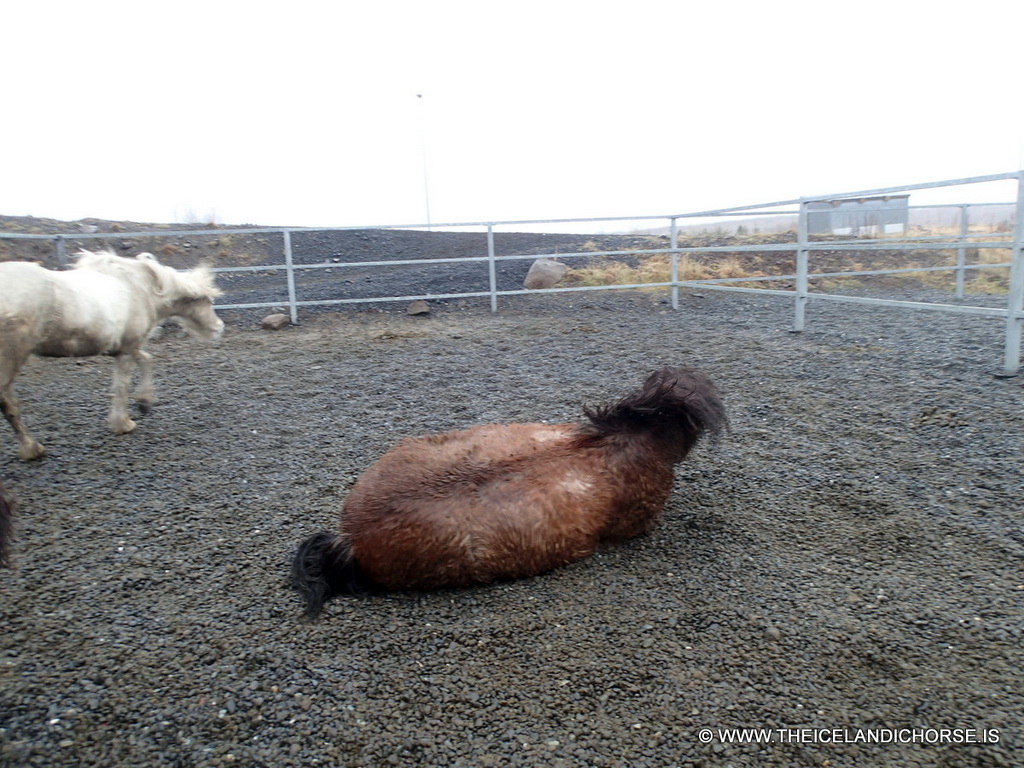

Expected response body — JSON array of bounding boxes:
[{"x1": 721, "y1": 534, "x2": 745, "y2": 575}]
[{"x1": 3, "y1": 1, "x2": 1023, "y2": 229}]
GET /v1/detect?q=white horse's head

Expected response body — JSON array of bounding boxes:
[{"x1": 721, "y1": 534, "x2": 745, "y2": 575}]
[
  {"x1": 135, "y1": 254, "x2": 225, "y2": 341},
  {"x1": 73, "y1": 250, "x2": 225, "y2": 340}
]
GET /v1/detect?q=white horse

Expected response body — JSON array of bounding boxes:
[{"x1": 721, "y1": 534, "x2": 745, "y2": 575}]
[{"x1": 0, "y1": 249, "x2": 224, "y2": 460}]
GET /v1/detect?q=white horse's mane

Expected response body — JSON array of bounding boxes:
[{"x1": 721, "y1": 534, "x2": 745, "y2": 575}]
[{"x1": 74, "y1": 249, "x2": 221, "y2": 299}]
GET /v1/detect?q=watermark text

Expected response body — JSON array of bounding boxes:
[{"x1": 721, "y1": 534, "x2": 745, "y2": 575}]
[{"x1": 698, "y1": 727, "x2": 1000, "y2": 745}]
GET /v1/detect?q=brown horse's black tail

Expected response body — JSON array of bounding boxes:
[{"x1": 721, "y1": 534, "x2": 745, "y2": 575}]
[
  {"x1": 0, "y1": 481, "x2": 14, "y2": 570},
  {"x1": 291, "y1": 532, "x2": 370, "y2": 617},
  {"x1": 581, "y1": 366, "x2": 727, "y2": 461}
]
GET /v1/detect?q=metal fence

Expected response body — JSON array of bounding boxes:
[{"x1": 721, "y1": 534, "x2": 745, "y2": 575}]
[{"x1": 2, "y1": 172, "x2": 1022, "y2": 375}]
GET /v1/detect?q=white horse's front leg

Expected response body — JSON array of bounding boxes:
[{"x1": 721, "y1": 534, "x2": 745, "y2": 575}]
[
  {"x1": 133, "y1": 349, "x2": 155, "y2": 414},
  {"x1": 1, "y1": 385, "x2": 45, "y2": 461},
  {"x1": 108, "y1": 353, "x2": 137, "y2": 434}
]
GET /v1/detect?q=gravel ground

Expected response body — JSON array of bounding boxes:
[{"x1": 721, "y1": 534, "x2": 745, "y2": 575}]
[{"x1": 1, "y1": 280, "x2": 1022, "y2": 767}]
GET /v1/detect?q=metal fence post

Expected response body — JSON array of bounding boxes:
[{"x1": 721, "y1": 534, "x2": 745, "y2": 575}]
[
  {"x1": 487, "y1": 225, "x2": 498, "y2": 313},
  {"x1": 55, "y1": 235, "x2": 67, "y2": 267},
  {"x1": 1000, "y1": 171, "x2": 1024, "y2": 376},
  {"x1": 792, "y1": 201, "x2": 809, "y2": 332},
  {"x1": 955, "y1": 204, "x2": 968, "y2": 299},
  {"x1": 670, "y1": 217, "x2": 680, "y2": 310},
  {"x1": 283, "y1": 229, "x2": 298, "y2": 324}
]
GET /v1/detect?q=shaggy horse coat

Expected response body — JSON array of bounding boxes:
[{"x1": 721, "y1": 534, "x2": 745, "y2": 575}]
[
  {"x1": 292, "y1": 366, "x2": 726, "y2": 616},
  {"x1": 0, "y1": 250, "x2": 223, "y2": 460}
]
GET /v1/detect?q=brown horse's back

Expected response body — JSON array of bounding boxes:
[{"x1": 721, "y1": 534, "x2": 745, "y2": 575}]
[{"x1": 341, "y1": 422, "x2": 674, "y2": 590}]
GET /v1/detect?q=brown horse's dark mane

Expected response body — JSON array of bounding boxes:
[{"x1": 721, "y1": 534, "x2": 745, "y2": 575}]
[{"x1": 578, "y1": 367, "x2": 728, "y2": 459}]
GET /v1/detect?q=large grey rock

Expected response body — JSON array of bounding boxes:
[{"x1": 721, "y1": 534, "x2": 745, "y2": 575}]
[
  {"x1": 261, "y1": 313, "x2": 291, "y2": 330},
  {"x1": 523, "y1": 258, "x2": 568, "y2": 289}
]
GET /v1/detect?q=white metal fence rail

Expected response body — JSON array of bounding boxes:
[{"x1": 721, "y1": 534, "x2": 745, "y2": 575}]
[{"x1": 3, "y1": 172, "x2": 1022, "y2": 374}]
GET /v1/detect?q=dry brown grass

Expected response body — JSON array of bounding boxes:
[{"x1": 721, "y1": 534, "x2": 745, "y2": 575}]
[
  {"x1": 715, "y1": 257, "x2": 750, "y2": 279},
  {"x1": 563, "y1": 232, "x2": 1013, "y2": 296},
  {"x1": 563, "y1": 251, "x2": 771, "y2": 290},
  {"x1": 565, "y1": 254, "x2": 702, "y2": 287},
  {"x1": 964, "y1": 248, "x2": 1012, "y2": 293}
]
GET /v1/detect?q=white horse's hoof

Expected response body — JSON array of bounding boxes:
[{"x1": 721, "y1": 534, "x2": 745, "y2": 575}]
[
  {"x1": 18, "y1": 441, "x2": 46, "y2": 461},
  {"x1": 110, "y1": 418, "x2": 137, "y2": 434}
]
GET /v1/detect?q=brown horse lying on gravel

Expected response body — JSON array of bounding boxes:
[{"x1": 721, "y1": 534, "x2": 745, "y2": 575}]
[{"x1": 292, "y1": 366, "x2": 727, "y2": 617}]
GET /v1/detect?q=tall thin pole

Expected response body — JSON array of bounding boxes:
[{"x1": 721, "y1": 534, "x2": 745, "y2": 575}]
[{"x1": 416, "y1": 93, "x2": 432, "y2": 230}]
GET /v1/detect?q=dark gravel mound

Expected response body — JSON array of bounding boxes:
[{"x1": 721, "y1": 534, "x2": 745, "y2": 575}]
[
  {"x1": 1, "y1": 283, "x2": 1022, "y2": 767},
  {"x1": 211, "y1": 228, "x2": 662, "y2": 321}
]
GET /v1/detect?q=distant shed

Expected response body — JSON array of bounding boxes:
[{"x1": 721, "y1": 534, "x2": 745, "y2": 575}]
[{"x1": 807, "y1": 194, "x2": 909, "y2": 236}]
